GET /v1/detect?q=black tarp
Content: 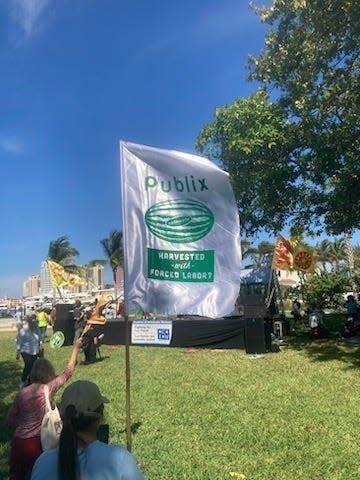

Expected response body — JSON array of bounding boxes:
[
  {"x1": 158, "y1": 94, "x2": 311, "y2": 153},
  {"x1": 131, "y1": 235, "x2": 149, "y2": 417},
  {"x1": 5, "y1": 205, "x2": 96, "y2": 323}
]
[
  {"x1": 101, "y1": 317, "x2": 247, "y2": 349},
  {"x1": 55, "y1": 306, "x2": 272, "y2": 352}
]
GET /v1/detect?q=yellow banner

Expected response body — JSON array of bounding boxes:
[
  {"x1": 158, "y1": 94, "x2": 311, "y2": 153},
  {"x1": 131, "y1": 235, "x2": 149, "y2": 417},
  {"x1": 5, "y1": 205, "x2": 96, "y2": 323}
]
[
  {"x1": 67, "y1": 273, "x2": 86, "y2": 287},
  {"x1": 272, "y1": 236, "x2": 315, "y2": 273},
  {"x1": 271, "y1": 235, "x2": 293, "y2": 271},
  {"x1": 47, "y1": 260, "x2": 68, "y2": 287},
  {"x1": 47, "y1": 260, "x2": 86, "y2": 288},
  {"x1": 291, "y1": 240, "x2": 315, "y2": 273},
  {"x1": 88, "y1": 294, "x2": 109, "y2": 325}
]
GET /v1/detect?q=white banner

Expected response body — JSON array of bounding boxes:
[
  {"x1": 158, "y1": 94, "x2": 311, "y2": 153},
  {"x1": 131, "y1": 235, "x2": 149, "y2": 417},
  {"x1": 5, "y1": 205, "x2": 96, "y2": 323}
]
[
  {"x1": 131, "y1": 320, "x2": 173, "y2": 345},
  {"x1": 120, "y1": 141, "x2": 241, "y2": 318}
]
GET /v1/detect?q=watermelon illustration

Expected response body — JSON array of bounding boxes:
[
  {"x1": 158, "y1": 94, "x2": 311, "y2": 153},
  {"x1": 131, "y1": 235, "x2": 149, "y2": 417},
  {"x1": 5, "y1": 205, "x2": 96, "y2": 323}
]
[{"x1": 145, "y1": 199, "x2": 214, "y2": 243}]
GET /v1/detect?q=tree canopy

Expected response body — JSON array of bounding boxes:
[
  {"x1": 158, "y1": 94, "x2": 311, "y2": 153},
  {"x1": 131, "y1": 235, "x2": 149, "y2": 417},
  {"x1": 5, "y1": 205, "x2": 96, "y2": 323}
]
[
  {"x1": 196, "y1": 91, "x2": 302, "y2": 236},
  {"x1": 47, "y1": 236, "x2": 79, "y2": 266},
  {"x1": 197, "y1": 0, "x2": 360, "y2": 236}
]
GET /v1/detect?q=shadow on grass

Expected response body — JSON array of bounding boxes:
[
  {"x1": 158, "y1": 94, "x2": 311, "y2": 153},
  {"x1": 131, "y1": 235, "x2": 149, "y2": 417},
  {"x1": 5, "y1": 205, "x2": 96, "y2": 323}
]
[
  {"x1": 0, "y1": 359, "x2": 22, "y2": 427},
  {"x1": 119, "y1": 421, "x2": 142, "y2": 435},
  {"x1": 286, "y1": 332, "x2": 360, "y2": 369},
  {"x1": 282, "y1": 313, "x2": 360, "y2": 369},
  {"x1": 0, "y1": 360, "x2": 22, "y2": 479},
  {"x1": 79, "y1": 356, "x2": 110, "y2": 366}
]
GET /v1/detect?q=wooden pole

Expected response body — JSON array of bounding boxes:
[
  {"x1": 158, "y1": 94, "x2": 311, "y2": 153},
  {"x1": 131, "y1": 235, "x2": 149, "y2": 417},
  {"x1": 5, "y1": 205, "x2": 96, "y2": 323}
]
[
  {"x1": 120, "y1": 143, "x2": 132, "y2": 452},
  {"x1": 273, "y1": 270, "x2": 285, "y2": 316},
  {"x1": 124, "y1": 314, "x2": 132, "y2": 452}
]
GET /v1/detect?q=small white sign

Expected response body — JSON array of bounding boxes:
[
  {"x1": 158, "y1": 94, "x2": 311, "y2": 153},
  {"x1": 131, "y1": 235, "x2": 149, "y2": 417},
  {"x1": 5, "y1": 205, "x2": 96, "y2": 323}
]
[{"x1": 131, "y1": 320, "x2": 173, "y2": 345}]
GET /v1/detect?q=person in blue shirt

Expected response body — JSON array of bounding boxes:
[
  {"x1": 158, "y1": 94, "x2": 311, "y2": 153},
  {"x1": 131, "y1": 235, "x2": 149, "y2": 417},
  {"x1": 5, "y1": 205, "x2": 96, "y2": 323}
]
[{"x1": 31, "y1": 380, "x2": 146, "y2": 480}]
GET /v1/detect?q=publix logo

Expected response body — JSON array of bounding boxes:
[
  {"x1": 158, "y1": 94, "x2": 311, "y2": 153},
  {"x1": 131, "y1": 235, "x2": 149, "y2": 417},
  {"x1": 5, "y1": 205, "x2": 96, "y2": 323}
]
[{"x1": 144, "y1": 199, "x2": 214, "y2": 243}]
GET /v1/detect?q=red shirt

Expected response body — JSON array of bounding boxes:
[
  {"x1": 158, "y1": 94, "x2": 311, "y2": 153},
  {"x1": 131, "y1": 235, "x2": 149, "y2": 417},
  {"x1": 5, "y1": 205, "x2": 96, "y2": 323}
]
[{"x1": 5, "y1": 366, "x2": 73, "y2": 439}]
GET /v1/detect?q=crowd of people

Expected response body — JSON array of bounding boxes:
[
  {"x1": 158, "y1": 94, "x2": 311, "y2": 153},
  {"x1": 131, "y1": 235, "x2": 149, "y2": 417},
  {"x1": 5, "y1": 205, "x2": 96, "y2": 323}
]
[
  {"x1": 6, "y1": 340, "x2": 82, "y2": 479},
  {"x1": 5, "y1": 301, "x2": 146, "y2": 480},
  {"x1": 288, "y1": 295, "x2": 360, "y2": 340},
  {"x1": 6, "y1": 293, "x2": 359, "y2": 478},
  {"x1": 14, "y1": 298, "x2": 109, "y2": 371},
  {"x1": 289, "y1": 299, "x2": 328, "y2": 337}
]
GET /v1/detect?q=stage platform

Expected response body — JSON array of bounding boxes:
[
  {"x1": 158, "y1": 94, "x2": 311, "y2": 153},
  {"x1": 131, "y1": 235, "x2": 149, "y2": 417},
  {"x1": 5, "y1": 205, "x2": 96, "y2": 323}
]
[
  {"x1": 54, "y1": 303, "x2": 277, "y2": 353},
  {"x1": 102, "y1": 316, "x2": 279, "y2": 354},
  {"x1": 102, "y1": 316, "x2": 247, "y2": 349}
]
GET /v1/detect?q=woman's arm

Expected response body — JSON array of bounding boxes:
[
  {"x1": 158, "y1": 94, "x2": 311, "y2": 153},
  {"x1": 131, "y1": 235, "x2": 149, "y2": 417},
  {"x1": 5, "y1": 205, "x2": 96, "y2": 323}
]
[
  {"x1": 48, "y1": 339, "x2": 83, "y2": 395},
  {"x1": 67, "y1": 338, "x2": 82, "y2": 370},
  {"x1": 16, "y1": 330, "x2": 23, "y2": 353}
]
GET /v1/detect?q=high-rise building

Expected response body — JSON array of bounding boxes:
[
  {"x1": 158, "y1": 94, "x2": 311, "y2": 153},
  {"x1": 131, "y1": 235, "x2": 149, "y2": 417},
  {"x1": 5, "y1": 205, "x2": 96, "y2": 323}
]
[
  {"x1": 87, "y1": 264, "x2": 104, "y2": 291},
  {"x1": 23, "y1": 262, "x2": 106, "y2": 300},
  {"x1": 115, "y1": 266, "x2": 124, "y2": 294},
  {"x1": 23, "y1": 275, "x2": 40, "y2": 297},
  {"x1": 66, "y1": 264, "x2": 104, "y2": 295},
  {"x1": 40, "y1": 261, "x2": 53, "y2": 296}
]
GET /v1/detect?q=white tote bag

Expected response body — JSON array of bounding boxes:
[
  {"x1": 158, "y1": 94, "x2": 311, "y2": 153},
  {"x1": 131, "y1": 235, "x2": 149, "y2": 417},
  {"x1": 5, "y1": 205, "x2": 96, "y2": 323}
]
[{"x1": 40, "y1": 384, "x2": 63, "y2": 450}]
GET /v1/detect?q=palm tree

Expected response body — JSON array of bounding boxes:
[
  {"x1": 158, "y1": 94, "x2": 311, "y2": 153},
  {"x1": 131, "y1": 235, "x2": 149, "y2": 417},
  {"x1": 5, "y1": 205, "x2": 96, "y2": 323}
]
[
  {"x1": 327, "y1": 238, "x2": 346, "y2": 272},
  {"x1": 353, "y1": 245, "x2": 360, "y2": 271},
  {"x1": 87, "y1": 259, "x2": 107, "y2": 268},
  {"x1": 100, "y1": 230, "x2": 124, "y2": 284},
  {"x1": 47, "y1": 236, "x2": 80, "y2": 300},
  {"x1": 47, "y1": 236, "x2": 79, "y2": 267},
  {"x1": 314, "y1": 239, "x2": 331, "y2": 272}
]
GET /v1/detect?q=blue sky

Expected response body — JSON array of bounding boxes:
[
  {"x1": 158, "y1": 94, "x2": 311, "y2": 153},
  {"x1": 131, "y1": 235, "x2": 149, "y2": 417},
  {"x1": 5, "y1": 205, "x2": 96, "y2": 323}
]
[
  {"x1": 0, "y1": 1, "x2": 357, "y2": 298},
  {"x1": 1, "y1": 0, "x2": 271, "y2": 297}
]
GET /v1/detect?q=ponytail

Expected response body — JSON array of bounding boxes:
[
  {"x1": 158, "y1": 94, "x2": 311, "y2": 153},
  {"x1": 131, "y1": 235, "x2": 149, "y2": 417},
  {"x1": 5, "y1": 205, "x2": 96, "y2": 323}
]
[
  {"x1": 58, "y1": 404, "x2": 104, "y2": 480},
  {"x1": 58, "y1": 405, "x2": 79, "y2": 480}
]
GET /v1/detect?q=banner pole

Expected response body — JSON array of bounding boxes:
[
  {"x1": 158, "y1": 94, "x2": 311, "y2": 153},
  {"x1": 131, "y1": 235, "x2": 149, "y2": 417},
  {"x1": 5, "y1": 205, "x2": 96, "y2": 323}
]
[
  {"x1": 120, "y1": 141, "x2": 132, "y2": 452},
  {"x1": 124, "y1": 313, "x2": 132, "y2": 452}
]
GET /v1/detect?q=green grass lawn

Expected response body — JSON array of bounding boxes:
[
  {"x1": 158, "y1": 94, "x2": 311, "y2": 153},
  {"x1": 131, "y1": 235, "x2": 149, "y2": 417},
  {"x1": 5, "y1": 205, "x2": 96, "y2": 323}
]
[{"x1": 1, "y1": 314, "x2": 360, "y2": 479}]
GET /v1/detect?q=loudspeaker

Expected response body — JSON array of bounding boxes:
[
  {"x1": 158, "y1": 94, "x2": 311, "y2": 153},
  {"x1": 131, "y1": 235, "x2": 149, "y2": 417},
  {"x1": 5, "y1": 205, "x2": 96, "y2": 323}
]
[
  {"x1": 244, "y1": 317, "x2": 269, "y2": 354},
  {"x1": 240, "y1": 294, "x2": 268, "y2": 318},
  {"x1": 54, "y1": 304, "x2": 75, "y2": 346}
]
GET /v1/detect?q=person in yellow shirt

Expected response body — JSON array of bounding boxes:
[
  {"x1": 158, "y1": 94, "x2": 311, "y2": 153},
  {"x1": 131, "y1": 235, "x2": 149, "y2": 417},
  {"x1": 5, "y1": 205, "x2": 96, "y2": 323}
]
[{"x1": 36, "y1": 309, "x2": 49, "y2": 344}]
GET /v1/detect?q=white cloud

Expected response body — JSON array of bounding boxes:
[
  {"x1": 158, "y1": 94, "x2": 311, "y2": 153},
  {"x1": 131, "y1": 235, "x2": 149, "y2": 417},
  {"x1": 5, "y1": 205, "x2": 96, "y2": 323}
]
[
  {"x1": 9, "y1": 0, "x2": 51, "y2": 39},
  {"x1": 0, "y1": 134, "x2": 23, "y2": 154}
]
